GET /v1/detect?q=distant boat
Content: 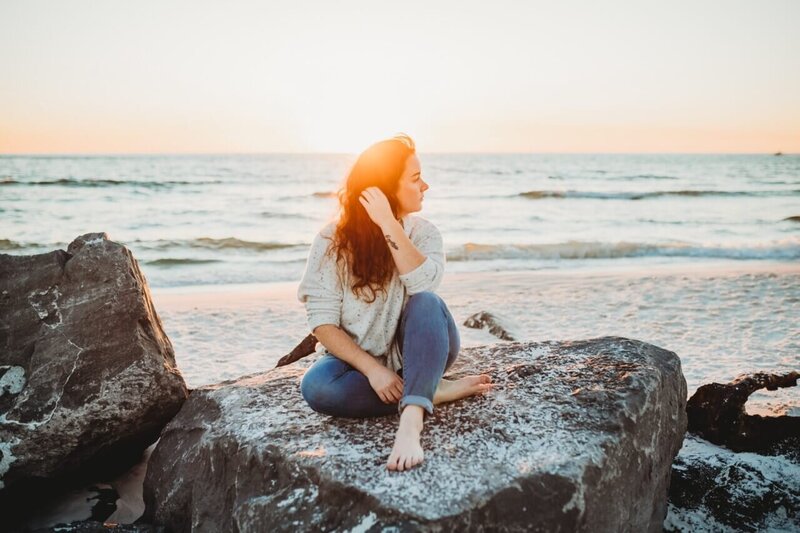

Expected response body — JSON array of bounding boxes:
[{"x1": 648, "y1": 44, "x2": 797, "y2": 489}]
[{"x1": 774, "y1": 151, "x2": 783, "y2": 156}]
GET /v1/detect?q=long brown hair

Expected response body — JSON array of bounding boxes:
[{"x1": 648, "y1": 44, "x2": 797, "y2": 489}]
[{"x1": 328, "y1": 134, "x2": 416, "y2": 302}]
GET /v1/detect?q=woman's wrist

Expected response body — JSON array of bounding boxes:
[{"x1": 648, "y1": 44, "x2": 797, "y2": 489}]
[
  {"x1": 379, "y1": 217, "x2": 402, "y2": 234},
  {"x1": 360, "y1": 355, "x2": 385, "y2": 378}
]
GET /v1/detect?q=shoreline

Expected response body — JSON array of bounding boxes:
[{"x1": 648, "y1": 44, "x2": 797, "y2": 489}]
[
  {"x1": 151, "y1": 259, "x2": 800, "y2": 307},
  {"x1": 150, "y1": 257, "x2": 799, "y2": 401}
]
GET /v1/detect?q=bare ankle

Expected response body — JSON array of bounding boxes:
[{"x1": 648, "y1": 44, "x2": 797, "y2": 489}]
[{"x1": 399, "y1": 405, "x2": 424, "y2": 431}]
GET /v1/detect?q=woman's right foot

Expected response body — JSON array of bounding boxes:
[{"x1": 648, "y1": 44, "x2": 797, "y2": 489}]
[
  {"x1": 387, "y1": 405, "x2": 425, "y2": 471},
  {"x1": 433, "y1": 375, "x2": 493, "y2": 405}
]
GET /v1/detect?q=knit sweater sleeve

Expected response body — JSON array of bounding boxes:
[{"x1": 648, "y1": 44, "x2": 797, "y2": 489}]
[
  {"x1": 297, "y1": 230, "x2": 343, "y2": 332},
  {"x1": 398, "y1": 218, "x2": 445, "y2": 294}
]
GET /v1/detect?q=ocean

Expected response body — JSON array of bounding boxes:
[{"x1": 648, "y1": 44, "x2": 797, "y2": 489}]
[{"x1": 2, "y1": 153, "x2": 798, "y2": 288}]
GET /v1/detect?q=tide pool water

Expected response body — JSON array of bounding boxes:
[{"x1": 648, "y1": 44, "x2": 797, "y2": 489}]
[{"x1": 1, "y1": 153, "x2": 798, "y2": 287}]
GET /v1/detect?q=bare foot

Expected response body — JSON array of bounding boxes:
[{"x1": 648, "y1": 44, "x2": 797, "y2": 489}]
[
  {"x1": 387, "y1": 405, "x2": 424, "y2": 471},
  {"x1": 433, "y1": 375, "x2": 493, "y2": 405}
]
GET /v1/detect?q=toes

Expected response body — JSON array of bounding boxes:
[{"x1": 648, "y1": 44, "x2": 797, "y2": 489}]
[
  {"x1": 387, "y1": 452, "x2": 399, "y2": 471},
  {"x1": 388, "y1": 450, "x2": 425, "y2": 472},
  {"x1": 406, "y1": 452, "x2": 423, "y2": 470}
]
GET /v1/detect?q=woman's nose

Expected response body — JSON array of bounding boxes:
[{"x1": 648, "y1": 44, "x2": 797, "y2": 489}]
[{"x1": 421, "y1": 180, "x2": 429, "y2": 191}]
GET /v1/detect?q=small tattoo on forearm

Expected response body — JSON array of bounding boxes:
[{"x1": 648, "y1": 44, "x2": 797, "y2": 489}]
[{"x1": 385, "y1": 235, "x2": 399, "y2": 250}]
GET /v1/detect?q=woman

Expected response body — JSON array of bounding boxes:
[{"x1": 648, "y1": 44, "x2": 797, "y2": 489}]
[{"x1": 297, "y1": 134, "x2": 493, "y2": 472}]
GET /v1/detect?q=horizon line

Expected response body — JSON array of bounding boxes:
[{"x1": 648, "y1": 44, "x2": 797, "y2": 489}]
[{"x1": 0, "y1": 150, "x2": 795, "y2": 157}]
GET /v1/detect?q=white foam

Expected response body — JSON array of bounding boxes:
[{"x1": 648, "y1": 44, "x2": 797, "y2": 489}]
[
  {"x1": 0, "y1": 437, "x2": 21, "y2": 489},
  {"x1": 344, "y1": 512, "x2": 379, "y2": 533},
  {"x1": 0, "y1": 365, "x2": 26, "y2": 397}
]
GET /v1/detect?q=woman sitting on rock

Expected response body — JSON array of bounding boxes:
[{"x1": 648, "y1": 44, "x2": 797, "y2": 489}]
[{"x1": 297, "y1": 134, "x2": 493, "y2": 471}]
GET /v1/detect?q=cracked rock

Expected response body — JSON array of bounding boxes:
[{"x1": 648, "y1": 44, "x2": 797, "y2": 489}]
[
  {"x1": 0, "y1": 233, "x2": 188, "y2": 523},
  {"x1": 143, "y1": 337, "x2": 686, "y2": 532}
]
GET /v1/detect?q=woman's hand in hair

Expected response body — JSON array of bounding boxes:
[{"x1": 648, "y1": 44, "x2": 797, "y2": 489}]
[
  {"x1": 367, "y1": 365, "x2": 404, "y2": 404},
  {"x1": 359, "y1": 187, "x2": 395, "y2": 230}
]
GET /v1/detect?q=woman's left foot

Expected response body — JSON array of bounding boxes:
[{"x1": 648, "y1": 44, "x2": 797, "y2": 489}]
[
  {"x1": 433, "y1": 375, "x2": 493, "y2": 405},
  {"x1": 387, "y1": 405, "x2": 424, "y2": 471}
]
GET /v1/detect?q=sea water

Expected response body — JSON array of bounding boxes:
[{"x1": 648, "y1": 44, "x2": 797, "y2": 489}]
[{"x1": 2, "y1": 153, "x2": 798, "y2": 287}]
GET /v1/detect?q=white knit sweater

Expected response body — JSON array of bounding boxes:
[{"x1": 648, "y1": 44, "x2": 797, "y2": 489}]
[{"x1": 297, "y1": 215, "x2": 445, "y2": 372}]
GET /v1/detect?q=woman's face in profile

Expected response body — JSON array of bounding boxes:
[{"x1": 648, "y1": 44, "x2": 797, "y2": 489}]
[{"x1": 395, "y1": 155, "x2": 429, "y2": 218}]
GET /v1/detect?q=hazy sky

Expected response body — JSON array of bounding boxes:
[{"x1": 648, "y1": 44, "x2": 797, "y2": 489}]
[{"x1": 1, "y1": 0, "x2": 798, "y2": 153}]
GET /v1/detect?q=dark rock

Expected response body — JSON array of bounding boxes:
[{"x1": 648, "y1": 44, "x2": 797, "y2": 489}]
[
  {"x1": 686, "y1": 371, "x2": 799, "y2": 456},
  {"x1": 0, "y1": 233, "x2": 188, "y2": 521},
  {"x1": 142, "y1": 336, "x2": 687, "y2": 532},
  {"x1": 463, "y1": 311, "x2": 517, "y2": 341},
  {"x1": 665, "y1": 435, "x2": 800, "y2": 532},
  {"x1": 87, "y1": 484, "x2": 119, "y2": 522},
  {"x1": 783, "y1": 216, "x2": 800, "y2": 222},
  {"x1": 275, "y1": 333, "x2": 318, "y2": 368}
]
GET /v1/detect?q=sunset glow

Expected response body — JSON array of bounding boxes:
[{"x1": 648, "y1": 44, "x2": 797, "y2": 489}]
[{"x1": 1, "y1": 0, "x2": 798, "y2": 154}]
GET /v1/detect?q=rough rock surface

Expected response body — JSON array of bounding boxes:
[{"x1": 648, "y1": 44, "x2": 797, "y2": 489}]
[
  {"x1": 143, "y1": 336, "x2": 687, "y2": 532},
  {"x1": 686, "y1": 371, "x2": 799, "y2": 457},
  {"x1": 0, "y1": 233, "x2": 188, "y2": 511},
  {"x1": 665, "y1": 435, "x2": 800, "y2": 532},
  {"x1": 463, "y1": 311, "x2": 518, "y2": 341}
]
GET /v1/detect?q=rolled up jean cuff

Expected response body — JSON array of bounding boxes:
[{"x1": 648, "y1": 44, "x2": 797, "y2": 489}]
[{"x1": 398, "y1": 395, "x2": 434, "y2": 416}]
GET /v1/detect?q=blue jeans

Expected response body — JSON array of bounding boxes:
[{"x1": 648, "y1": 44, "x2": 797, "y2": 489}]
[{"x1": 300, "y1": 291, "x2": 461, "y2": 418}]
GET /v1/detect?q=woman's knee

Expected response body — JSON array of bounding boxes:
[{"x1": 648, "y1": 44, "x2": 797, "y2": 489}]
[
  {"x1": 406, "y1": 291, "x2": 446, "y2": 316},
  {"x1": 300, "y1": 366, "x2": 337, "y2": 414}
]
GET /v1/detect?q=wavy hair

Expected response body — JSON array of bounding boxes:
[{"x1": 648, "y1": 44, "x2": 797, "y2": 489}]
[{"x1": 328, "y1": 134, "x2": 416, "y2": 302}]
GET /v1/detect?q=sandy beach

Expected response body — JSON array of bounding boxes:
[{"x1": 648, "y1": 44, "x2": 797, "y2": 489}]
[{"x1": 152, "y1": 260, "x2": 800, "y2": 415}]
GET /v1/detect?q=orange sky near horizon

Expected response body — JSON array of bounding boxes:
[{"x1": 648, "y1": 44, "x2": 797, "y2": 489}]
[{"x1": 1, "y1": 0, "x2": 798, "y2": 154}]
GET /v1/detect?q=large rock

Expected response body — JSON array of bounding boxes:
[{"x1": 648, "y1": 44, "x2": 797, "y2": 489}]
[
  {"x1": 143, "y1": 337, "x2": 687, "y2": 532},
  {"x1": 665, "y1": 435, "x2": 800, "y2": 532},
  {"x1": 0, "y1": 234, "x2": 188, "y2": 511},
  {"x1": 686, "y1": 370, "x2": 799, "y2": 457}
]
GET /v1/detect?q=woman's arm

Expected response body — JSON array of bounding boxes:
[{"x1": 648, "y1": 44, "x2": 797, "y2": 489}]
[
  {"x1": 313, "y1": 324, "x2": 404, "y2": 403},
  {"x1": 298, "y1": 228, "x2": 403, "y2": 403},
  {"x1": 359, "y1": 188, "x2": 445, "y2": 294},
  {"x1": 359, "y1": 187, "x2": 424, "y2": 275}
]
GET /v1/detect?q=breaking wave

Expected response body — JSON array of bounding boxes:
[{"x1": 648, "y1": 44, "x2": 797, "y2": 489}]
[
  {"x1": 133, "y1": 237, "x2": 305, "y2": 252},
  {"x1": 447, "y1": 239, "x2": 800, "y2": 262},
  {"x1": 519, "y1": 189, "x2": 799, "y2": 200},
  {"x1": 0, "y1": 178, "x2": 221, "y2": 188},
  {"x1": 0, "y1": 239, "x2": 49, "y2": 251},
  {"x1": 145, "y1": 258, "x2": 224, "y2": 266}
]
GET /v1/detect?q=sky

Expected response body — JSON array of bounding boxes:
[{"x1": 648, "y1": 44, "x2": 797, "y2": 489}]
[{"x1": 1, "y1": 0, "x2": 798, "y2": 154}]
